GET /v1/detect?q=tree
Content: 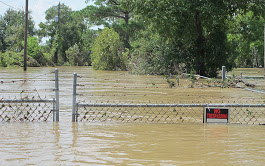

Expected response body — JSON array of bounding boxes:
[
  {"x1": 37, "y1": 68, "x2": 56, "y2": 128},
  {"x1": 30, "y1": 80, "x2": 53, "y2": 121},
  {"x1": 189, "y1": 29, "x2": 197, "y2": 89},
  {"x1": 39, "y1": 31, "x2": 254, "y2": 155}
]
[
  {"x1": 130, "y1": 25, "x2": 184, "y2": 75},
  {"x1": 66, "y1": 44, "x2": 84, "y2": 66},
  {"x1": 134, "y1": 0, "x2": 265, "y2": 76},
  {"x1": 228, "y1": 11, "x2": 264, "y2": 68},
  {"x1": 0, "y1": 9, "x2": 34, "y2": 52},
  {"x1": 27, "y1": 36, "x2": 47, "y2": 65},
  {"x1": 91, "y1": 27, "x2": 127, "y2": 70},
  {"x1": 38, "y1": 4, "x2": 86, "y2": 65},
  {"x1": 71, "y1": 10, "x2": 98, "y2": 65},
  {"x1": 84, "y1": 0, "x2": 140, "y2": 49}
]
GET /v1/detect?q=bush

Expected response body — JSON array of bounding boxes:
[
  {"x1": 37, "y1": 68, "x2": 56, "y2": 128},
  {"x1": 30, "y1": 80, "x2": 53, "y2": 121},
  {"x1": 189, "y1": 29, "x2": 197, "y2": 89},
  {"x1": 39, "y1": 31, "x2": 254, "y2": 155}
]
[
  {"x1": 66, "y1": 44, "x2": 84, "y2": 66},
  {"x1": 0, "y1": 51, "x2": 42, "y2": 67},
  {"x1": 27, "y1": 56, "x2": 40, "y2": 67},
  {"x1": 27, "y1": 36, "x2": 46, "y2": 66},
  {"x1": 91, "y1": 27, "x2": 127, "y2": 70},
  {"x1": 43, "y1": 53, "x2": 55, "y2": 66},
  {"x1": 130, "y1": 31, "x2": 184, "y2": 75},
  {"x1": 0, "y1": 51, "x2": 23, "y2": 67}
]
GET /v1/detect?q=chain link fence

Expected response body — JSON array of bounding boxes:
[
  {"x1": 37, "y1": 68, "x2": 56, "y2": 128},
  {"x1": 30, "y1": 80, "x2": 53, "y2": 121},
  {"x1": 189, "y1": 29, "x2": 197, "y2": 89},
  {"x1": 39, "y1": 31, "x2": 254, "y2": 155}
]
[
  {"x1": 0, "y1": 98, "x2": 56, "y2": 122},
  {"x1": 72, "y1": 73, "x2": 265, "y2": 125},
  {"x1": 0, "y1": 69, "x2": 59, "y2": 122},
  {"x1": 73, "y1": 102, "x2": 265, "y2": 125}
]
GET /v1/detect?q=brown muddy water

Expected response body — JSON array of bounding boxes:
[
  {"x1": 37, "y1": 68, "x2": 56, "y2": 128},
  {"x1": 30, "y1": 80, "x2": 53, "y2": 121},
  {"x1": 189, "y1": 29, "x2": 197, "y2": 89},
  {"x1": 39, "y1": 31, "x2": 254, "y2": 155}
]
[{"x1": 0, "y1": 67, "x2": 264, "y2": 165}]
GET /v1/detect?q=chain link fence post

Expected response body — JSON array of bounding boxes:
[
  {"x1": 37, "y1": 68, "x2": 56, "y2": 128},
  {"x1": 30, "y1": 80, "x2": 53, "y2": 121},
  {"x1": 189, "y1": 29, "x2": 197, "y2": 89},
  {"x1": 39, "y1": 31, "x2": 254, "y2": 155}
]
[
  {"x1": 222, "y1": 66, "x2": 226, "y2": 81},
  {"x1": 72, "y1": 73, "x2": 77, "y2": 122},
  {"x1": 55, "y1": 68, "x2": 59, "y2": 122}
]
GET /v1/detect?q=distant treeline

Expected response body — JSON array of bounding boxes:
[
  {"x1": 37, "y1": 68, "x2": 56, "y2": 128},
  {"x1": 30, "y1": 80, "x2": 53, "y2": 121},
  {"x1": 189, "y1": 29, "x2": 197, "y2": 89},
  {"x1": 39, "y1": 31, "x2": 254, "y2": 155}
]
[{"x1": 0, "y1": 0, "x2": 264, "y2": 77}]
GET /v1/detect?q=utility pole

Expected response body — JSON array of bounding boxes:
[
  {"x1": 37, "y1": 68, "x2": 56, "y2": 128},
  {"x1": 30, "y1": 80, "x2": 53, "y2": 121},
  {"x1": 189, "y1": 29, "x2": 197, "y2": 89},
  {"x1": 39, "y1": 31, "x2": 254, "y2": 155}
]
[
  {"x1": 54, "y1": 2, "x2": 60, "y2": 65},
  {"x1": 58, "y1": 2, "x2": 60, "y2": 29},
  {"x1": 264, "y1": 22, "x2": 265, "y2": 78},
  {"x1": 23, "y1": 0, "x2": 28, "y2": 71}
]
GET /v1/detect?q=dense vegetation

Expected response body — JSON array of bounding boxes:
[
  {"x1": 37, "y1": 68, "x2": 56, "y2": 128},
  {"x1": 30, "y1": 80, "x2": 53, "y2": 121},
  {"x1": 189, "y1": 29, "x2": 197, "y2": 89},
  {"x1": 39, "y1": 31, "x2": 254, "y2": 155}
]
[{"x1": 0, "y1": 0, "x2": 264, "y2": 77}]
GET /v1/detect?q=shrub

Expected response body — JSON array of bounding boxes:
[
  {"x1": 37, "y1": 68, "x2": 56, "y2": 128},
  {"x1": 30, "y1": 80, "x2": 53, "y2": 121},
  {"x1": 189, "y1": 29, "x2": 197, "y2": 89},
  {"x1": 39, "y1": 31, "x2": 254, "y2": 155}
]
[
  {"x1": 91, "y1": 27, "x2": 127, "y2": 70},
  {"x1": 66, "y1": 44, "x2": 83, "y2": 66},
  {"x1": 27, "y1": 36, "x2": 46, "y2": 66},
  {"x1": 130, "y1": 31, "x2": 184, "y2": 75},
  {"x1": 0, "y1": 51, "x2": 42, "y2": 67},
  {"x1": 43, "y1": 53, "x2": 55, "y2": 66},
  {"x1": 0, "y1": 51, "x2": 23, "y2": 67}
]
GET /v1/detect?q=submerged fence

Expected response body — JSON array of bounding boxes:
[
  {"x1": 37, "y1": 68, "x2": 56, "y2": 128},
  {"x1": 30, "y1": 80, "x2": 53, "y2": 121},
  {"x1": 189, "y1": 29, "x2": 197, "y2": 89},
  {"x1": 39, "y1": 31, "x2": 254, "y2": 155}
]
[
  {"x1": 0, "y1": 69, "x2": 59, "y2": 122},
  {"x1": 1, "y1": 70, "x2": 264, "y2": 124},
  {"x1": 72, "y1": 73, "x2": 265, "y2": 125},
  {"x1": 73, "y1": 102, "x2": 265, "y2": 125},
  {"x1": 0, "y1": 98, "x2": 56, "y2": 122}
]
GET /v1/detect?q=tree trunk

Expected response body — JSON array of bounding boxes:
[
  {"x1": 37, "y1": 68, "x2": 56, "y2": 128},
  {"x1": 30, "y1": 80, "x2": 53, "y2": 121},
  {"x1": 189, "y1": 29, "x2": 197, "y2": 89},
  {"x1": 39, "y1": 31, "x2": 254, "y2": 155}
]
[
  {"x1": 124, "y1": 12, "x2": 130, "y2": 47},
  {"x1": 194, "y1": 11, "x2": 206, "y2": 76},
  {"x1": 124, "y1": 12, "x2": 130, "y2": 58},
  {"x1": 54, "y1": 50, "x2": 58, "y2": 65},
  {"x1": 125, "y1": 12, "x2": 129, "y2": 24}
]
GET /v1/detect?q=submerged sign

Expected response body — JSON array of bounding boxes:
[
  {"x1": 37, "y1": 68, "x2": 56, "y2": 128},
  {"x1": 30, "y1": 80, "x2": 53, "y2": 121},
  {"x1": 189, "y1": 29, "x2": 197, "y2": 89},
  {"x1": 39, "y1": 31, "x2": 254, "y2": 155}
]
[{"x1": 204, "y1": 108, "x2": 230, "y2": 123}]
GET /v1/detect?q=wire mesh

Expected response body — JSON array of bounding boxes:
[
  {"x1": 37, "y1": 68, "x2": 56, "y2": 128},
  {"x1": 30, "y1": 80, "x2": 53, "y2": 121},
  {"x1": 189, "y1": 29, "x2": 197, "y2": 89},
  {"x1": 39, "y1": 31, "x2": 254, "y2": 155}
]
[
  {"x1": 230, "y1": 107, "x2": 265, "y2": 125},
  {"x1": 0, "y1": 98, "x2": 55, "y2": 122},
  {"x1": 0, "y1": 68, "x2": 59, "y2": 122},
  {"x1": 76, "y1": 102, "x2": 265, "y2": 125}
]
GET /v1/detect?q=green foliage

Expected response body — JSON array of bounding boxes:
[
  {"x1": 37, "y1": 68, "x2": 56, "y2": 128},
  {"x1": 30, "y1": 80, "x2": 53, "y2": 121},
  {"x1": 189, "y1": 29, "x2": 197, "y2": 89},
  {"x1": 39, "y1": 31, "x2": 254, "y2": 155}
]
[
  {"x1": 0, "y1": 9, "x2": 35, "y2": 52},
  {"x1": 38, "y1": 4, "x2": 87, "y2": 65},
  {"x1": 26, "y1": 36, "x2": 47, "y2": 66},
  {"x1": 189, "y1": 70, "x2": 197, "y2": 88},
  {"x1": 133, "y1": 0, "x2": 264, "y2": 77},
  {"x1": 91, "y1": 27, "x2": 127, "y2": 70},
  {"x1": 0, "y1": 9, "x2": 49, "y2": 67},
  {"x1": 0, "y1": 51, "x2": 43, "y2": 67},
  {"x1": 227, "y1": 11, "x2": 264, "y2": 68},
  {"x1": 1, "y1": 1, "x2": 264, "y2": 72},
  {"x1": 176, "y1": 76, "x2": 180, "y2": 86},
  {"x1": 79, "y1": 29, "x2": 98, "y2": 65},
  {"x1": 84, "y1": 0, "x2": 140, "y2": 49},
  {"x1": 0, "y1": 51, "x2": 23, "y2": 67},
  {"x1": 66, "y1": 44, "x2": 84, "y2": 66},
  {"x1": 130, "y1": 33, "x2": 164, "y2": 75},
  {"x1": 43, "y1": 52, "x2": 54, "y2": 66},
  {"x1": 247, "y1": 109, "x2": 253, "y2": 116},
  {"x1": 130, "y1": 27, "x2": 184, "y2": 75},
  {"x1": 27, "y1": 36, "x2": 40, "y2": 58}
]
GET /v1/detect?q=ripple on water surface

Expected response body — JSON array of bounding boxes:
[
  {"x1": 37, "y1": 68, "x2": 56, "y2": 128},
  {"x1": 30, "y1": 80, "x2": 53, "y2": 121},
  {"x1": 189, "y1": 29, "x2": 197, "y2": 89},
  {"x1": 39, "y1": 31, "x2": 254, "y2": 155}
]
[{"x1": 0, "y1": 122, "x2": 265, "y2": 165}]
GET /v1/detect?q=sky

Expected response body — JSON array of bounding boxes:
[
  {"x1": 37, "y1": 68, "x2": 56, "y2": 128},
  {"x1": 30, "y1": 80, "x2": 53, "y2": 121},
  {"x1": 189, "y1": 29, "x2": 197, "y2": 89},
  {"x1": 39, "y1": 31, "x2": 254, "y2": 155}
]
[{"x1": 0, "y1": 0, "x2": 93, "y2": 28}]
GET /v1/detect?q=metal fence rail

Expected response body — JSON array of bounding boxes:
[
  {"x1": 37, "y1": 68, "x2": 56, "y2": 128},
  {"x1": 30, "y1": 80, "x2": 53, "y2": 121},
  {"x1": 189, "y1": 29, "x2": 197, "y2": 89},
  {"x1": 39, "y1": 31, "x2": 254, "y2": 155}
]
[
  {"x1": 74, "y1": 103, "x2": 265, "y2": 125},
  {"x1": 0, "y1": 68, "x2": 59, "y2": 122},
  {"x1": 0, "y1": 99, "x2": 56, "y2": 122}
]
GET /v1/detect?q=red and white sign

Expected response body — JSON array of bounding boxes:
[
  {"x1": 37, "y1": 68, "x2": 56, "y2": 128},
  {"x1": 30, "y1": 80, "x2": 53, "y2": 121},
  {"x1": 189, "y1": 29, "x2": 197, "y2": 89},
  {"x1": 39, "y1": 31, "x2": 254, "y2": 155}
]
[{"x1": 204, "y1": 108, "x2": 230, "y2": 123}]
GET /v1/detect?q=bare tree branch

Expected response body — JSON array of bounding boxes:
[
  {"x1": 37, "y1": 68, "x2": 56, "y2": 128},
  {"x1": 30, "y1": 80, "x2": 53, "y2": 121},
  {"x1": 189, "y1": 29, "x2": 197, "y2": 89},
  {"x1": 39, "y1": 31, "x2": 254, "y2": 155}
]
[{"x1": 109, "y1": 0, "x2": 119, "y2": 6}]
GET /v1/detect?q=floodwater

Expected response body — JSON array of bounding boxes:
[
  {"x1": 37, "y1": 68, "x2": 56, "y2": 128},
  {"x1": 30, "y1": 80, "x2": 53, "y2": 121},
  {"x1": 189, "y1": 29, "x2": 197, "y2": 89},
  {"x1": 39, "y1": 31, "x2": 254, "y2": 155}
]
[
  {"x1": 0, "y1": 67, "x2": 264, "y2": 165},
  {"x1": 0, "y1": 122, "x2": 265, "y2": 165}
]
